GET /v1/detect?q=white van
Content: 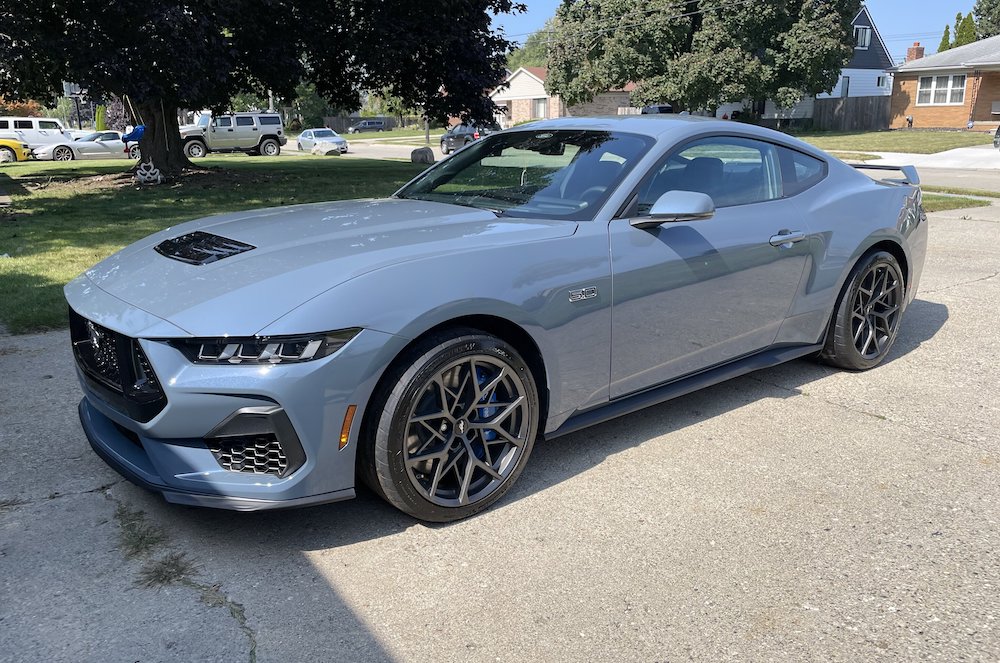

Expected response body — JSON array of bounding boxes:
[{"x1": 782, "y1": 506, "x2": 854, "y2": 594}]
[{"x1": 0, "y1": 117, "x2": 73, "y2": 149}]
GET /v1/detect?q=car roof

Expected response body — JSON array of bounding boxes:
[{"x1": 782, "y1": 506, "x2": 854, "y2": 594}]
[{"x1": 513, "y1": 115, "x2": 832, "y2": 160}]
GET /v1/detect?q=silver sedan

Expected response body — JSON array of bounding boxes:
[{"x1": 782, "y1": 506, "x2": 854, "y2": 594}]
[
  {"x1": 33, "y1": 131, "x2": 140, "y2": 161},
  {"x1": 296, "y1": 128, "x2": 349, "y2": 153}
]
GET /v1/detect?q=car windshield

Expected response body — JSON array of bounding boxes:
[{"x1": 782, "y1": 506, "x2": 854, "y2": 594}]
[
  {"x1": 314, "y1": 129, "x2": 337, "y2": 138},
  {"x1": 77, "y1": 132, "x2": 101, "y2": 142},
  {"x1": 396, "y1": 129, "x2": 653, "y2": 220},
  {"x1": 196, "y1": 115, "x2": 210, "y2": 128}
]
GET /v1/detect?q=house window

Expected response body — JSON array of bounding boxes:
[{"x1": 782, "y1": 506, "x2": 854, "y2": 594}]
[
  {"x1": 533, "y1": 98, "x2": 548, "y2": 119},
  {"x1": 854, "y1": 26, "x2": 871, "y2": 49},
  {"x1": 877, "y1": 76, "x2": 886, "y2": 88},
  {"x1": 917, "y1": 75, "x2": 966, "y2": 105}
]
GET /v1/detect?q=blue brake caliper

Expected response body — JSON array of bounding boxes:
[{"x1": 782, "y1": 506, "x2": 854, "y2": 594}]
[{"x1": 475, "y1": 366, "x2": 499, "y2": 450}]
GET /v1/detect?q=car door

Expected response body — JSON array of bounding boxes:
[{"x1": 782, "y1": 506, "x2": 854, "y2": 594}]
[
  {"x1": 209, "y1": 116, "x2": 235, "y2": 148},
  {"x1": 234, "y1": 116, "x2": 257, "y2": 148},
  {"x1": 608, "y1": 135, "x2": 814, "y2": 398},
  {"x1": 96, "y1": 132, "x2": 125, "y2": 158},
  {"x1": 300, "y1": 131, "x2": 313, "y2": 150}
]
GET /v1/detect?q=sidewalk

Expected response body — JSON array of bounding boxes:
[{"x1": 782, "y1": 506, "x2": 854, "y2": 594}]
[{"x1": 868, "y1": 144, "x2": 1000, "y2": 170}]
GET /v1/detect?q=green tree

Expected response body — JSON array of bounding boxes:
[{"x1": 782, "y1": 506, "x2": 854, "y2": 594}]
[
  {"x1": 939, "y1": 24, "x2": 952, "y2": 51},
  {"x1": 0, "y1": 0, "x2": 523, "y2": 180},
  {"x1": 955, "y1": 12, "x2": 979, "y2": 46},
  {"x1": 974, "y1": 0, "x2": 1000, "y2": 37},
  {"x1": 547, "y1": 0, "x2": 862, "y2": 112},
  {"x1": 507, "y1": 21, "x2": 552, "y2": 70},
  {"x1": 293, "y1": 82, "x2": 333, "y2": 129}
]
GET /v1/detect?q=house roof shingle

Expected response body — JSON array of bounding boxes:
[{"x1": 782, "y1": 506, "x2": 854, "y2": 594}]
[{"x1": 896, "y1": 34, "x2": 1000, "y2": 72}]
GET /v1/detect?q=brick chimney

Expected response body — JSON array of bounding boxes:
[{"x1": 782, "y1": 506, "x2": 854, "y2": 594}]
[{"x1": 907, "y1": 42, "x2": 925, "y2": 62}]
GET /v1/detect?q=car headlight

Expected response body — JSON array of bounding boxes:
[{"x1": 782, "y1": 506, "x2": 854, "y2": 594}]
[{"x1": 169, "y1": 329, "x2": 361, "y2": 364}]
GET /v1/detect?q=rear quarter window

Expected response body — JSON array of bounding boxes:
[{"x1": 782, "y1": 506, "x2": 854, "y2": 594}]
[
  {"x1": 258, "y1": 116, "x2": 281, "y2": 125},
  {"x1": 0, "y1": 120, "x2": 7, "y2": 129},
  {"x1": 14, "y1": 120, "x2": 32, "y2": 129},
  {"x1": 779, "y1": 146, "x2": 827, "y2": 197}
]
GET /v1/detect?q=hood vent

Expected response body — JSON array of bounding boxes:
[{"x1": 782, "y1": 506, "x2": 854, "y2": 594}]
[{"x1": 155, "y1": 231, "x2": 256, "y2": 266}]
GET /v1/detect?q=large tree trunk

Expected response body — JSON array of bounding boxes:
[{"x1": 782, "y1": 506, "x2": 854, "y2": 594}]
[{"x1": 133, "y1": 99, "x2": 194, "y2": 182}]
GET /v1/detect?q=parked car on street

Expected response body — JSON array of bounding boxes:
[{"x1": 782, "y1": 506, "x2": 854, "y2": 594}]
[
  {"x1": 0, "y1": 116, "x2": 72, "y2": 149},
  {"x1": 179, "y1": 112, "x2": 286, "y2": 158},
  {"x1": 33, "y1": 131, "x2": 140, "y2": 161},
  {"x1": 346, "y1": 119, "x2": 386, "y2": 133},
  {"x1": 0, "y1": 137, "x2": 32, "y2": 163},
  {"x1": 439, "y1": 123, "x2": 497, "y2": 154},
  {"x1": 296, "y1": 128, "x2": 349, "y2": 153},
  {"x1": 67, "y1": 116, "x2": 927, "y2": 523}
]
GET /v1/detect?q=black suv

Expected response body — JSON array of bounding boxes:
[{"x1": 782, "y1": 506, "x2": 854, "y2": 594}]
[
  {"x1": 347, "y1": 119, "x2": 386, "y2": 133},
  {"x1": 440, "y1": 123, "x2": 497, "y2": 154}
]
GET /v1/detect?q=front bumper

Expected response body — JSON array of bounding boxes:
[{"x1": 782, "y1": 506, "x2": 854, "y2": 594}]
[{"x1": 67, "y1": 281, "x2": 407, "y2": 510}]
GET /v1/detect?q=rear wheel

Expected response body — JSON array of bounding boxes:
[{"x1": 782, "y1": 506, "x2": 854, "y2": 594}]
[
  {"x1": 821, "y1": 251, "x2": 905, "y2": 370},
  {"x1": 440, "y1": 141, "x2": 450, "y2": 155},
  {"x1": 361, "y1": 330, "x2": 539, "y2": 522},
  {"x1": 0, "y1": 147, "x2": 16, "y2": 163},
  {"x1": 259, "y1": 138, "x2": 280, "y2": 156},
  {"x1": 184, "y1": 141, "x2": 207, "y2": 158},
  {"x1": 54, "y1": 146, "x2": 74, "y2": 161}
]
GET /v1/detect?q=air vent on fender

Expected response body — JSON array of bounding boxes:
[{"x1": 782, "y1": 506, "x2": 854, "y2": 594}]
[{"x1": 154, "y1": 231, "x2": 256, "y2": 266}]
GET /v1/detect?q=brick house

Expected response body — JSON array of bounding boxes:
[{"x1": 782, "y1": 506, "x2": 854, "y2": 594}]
[
  {"x1": 489, "y1": 67, "x2": 637, "y2": 128},
  {"x1": 890, "y1": 34, "x2": 1000, "y2": 131}
]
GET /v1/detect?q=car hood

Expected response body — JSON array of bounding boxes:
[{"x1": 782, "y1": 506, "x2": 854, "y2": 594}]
[{"x1": 82, "y1": 198, "x2": 577, "y2": 336}]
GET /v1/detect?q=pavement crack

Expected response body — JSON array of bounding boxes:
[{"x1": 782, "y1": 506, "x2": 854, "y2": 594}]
[
  {"x1": 1, "y1": 480, "x2": 123, "y2": 512},
  {"x1": 922, "y1": 269, "x2": 1000, "y2": 294},
  {"x1": 106, "y1": 493, "x2": 258, "y2": 663}
]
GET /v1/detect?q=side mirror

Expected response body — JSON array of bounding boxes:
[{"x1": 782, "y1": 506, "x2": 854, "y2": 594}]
[{"x1": 631, "y1": 190, "x2": 715, "y2": 229}]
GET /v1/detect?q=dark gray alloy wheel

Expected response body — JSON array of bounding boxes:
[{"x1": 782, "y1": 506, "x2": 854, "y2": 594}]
[
  {"x1": 361, "y1": 329, "x2": 539, "y2": 522},
  {"x1": 821, "y1": 250, "x2": 904, "y2": 370}
]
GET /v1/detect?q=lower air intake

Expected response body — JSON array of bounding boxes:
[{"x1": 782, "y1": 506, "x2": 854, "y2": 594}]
[{"x1": 207, "y1": 435, "x2": 289, "y2": 477}]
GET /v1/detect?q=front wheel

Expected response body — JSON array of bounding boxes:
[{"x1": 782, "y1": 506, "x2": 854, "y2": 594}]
[
  {"x1": 127, "y1": 145, "x2": 141, "y2": 159},
  {"x1": 53, "y1": 146, "x2": 74, "y2": 161},
  {"x1": 0, "y1": 147, "x2": 16, "y2": 164},
  {"x1": 820, "y1": 251, "x2": 905, "y2": 370},
  {"x1": 259, "y1": 138, "x2": 280, "y2": 156},
  {"x1": 361, "y1": 330, "x2": 539, "y2": 522},
  {"x1": 184, "y1": 141, "x2": 207, "y2": 158},
  {"x1": 440, "y1": 141, "x2": 450, "y2": 155}
]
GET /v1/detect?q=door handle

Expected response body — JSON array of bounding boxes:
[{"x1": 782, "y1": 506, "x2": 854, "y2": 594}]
[
  {"x1": 227, "y1": 129, "x2": 234, "y2": 132},
  {"x1": 769, "y1": 230, "x2": 806, "y2": 247}
]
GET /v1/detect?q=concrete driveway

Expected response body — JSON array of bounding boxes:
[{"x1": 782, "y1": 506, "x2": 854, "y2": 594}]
[
  {"x1": 1, "y1": 206, "x2": 998, "y2": 662},
  {"x1": 870, "y1": 143, "x2": 1000, "y2": 170}
]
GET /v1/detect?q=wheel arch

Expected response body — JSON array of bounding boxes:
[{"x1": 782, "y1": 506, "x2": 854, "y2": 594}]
[
  {"x1": 356, "y1": 313, "x2": 551, "y2": 470},
  {"x1": 861, "y1": 239, "x2": 909, "y2": 292}
]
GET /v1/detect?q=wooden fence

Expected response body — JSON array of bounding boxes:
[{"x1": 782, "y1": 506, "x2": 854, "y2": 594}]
[{"x1": 813, "y1": 96, "x2": 891, "y2": 132}]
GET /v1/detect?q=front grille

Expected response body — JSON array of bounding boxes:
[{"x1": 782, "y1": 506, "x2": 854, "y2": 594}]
[
  {"x1": 69, "y1": 308, "x2": 167, "y2": 423},
  {"x1": 207, "y1": 435, "x2": 289, "y2": 477}
]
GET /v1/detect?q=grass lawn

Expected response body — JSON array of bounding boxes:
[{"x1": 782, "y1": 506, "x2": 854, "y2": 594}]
[
  {"x1": 796, "y1": 130, "x2": 994, "y2": 154},
  {"x1": 827, "y1": 151, "x2": 880, "y2": 162},
  {"x1": 922, "y1": 185, "x2": 1000, "y2": 199},
  {"x1": 0, "y1": 154, "x2": 425, "y2": 333},
  {"x1": 921, "y1": 193, "x2": 992, "y2": 213}
]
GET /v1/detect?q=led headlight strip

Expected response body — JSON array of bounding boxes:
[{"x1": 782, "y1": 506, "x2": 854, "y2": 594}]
[{"x1": 171, "y1": 329, "x2": 361, "y2": 365}]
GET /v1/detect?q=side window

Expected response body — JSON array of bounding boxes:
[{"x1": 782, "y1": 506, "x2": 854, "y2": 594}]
[
  {"x1": 235, "y1": 116, "x2": 254, "y2": 127},
  {"x1": 14, "y1": 120, "x2": 33, "y2": 129},
  {"x1": 638, "y1": 136, "x2": 781, "y2": 213},
  {"x1": 0, "y1": 120, "x2": 6, "y2": 128},
  {"x1": 38, "y1": 120, "x2": 60, "y2": 130},
  {"x1": 258, "y1": 116, "x2": 281, "y2": 126},
  {"x1": 302, "y1": 131, "x2": 312, "y2": 139},
  {"x1": 214, "y1": 117, "x2": 232, "y2": 128},
  {"x1": 102, "y1": 132, "x2": 120, "y2": 141},
  {"x1": 778, "y1": 146, "x2": 827, "y2": 197}
]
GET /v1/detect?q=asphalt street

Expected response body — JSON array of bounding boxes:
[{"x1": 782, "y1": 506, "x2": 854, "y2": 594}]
[{"x1": 1, "y1": 202, "x2": 998, "y2": 662}]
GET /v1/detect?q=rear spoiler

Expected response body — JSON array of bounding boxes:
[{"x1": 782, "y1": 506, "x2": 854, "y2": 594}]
[{"x1": 848, "y1": 163, "x2": 920, "y2": 186}]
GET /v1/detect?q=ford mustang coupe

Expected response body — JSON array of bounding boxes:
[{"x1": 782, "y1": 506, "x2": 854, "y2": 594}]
[{"x1": 66, "y1": 116, "x2": 927, "y2": 522}]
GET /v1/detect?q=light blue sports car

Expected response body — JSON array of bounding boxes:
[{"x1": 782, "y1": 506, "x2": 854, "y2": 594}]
[{"x1": 66, "y1": 116, "x2": 927, "y2": 521}]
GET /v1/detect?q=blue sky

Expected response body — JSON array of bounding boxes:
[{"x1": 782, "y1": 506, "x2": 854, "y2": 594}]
[{"x1": 494, "y1": 0, "x2": 976, "y2": 63}]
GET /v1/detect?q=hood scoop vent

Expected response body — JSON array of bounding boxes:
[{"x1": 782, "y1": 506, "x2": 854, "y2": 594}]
[{"x1": 155, "y1": 231, "x2": 256, "y2": 266}]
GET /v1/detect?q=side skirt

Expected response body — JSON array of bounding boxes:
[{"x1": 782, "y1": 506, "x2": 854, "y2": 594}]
[{"x1": 546, "y1": 343, "x2": 823, "y2": 440}]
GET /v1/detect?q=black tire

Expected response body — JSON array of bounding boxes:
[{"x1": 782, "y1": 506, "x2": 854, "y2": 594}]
[
  {"x1": 53, "y1": 145, "x2": 74, "y2": 161},
  {"x1": 360, "y1": 329, "x2": 539, "y2": 522},
  {"x1": 820, "y1": 251, "x2": 905, "y2": 371},
  {"x1": 440, "y1": 141, "x2": 450, "y2": 155},
  {"x1": 296, "y1": 141, "x2": 302, "y2": 151},
  {"x1": 259, "y1": 138, "x2": 280, "y2": 156},
  {"x1": 0, "y1": 146, "x2": 16, "y2": 164},
  {"x1": 185, "y1": 140, "x2": 207, "y2": 158}
]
